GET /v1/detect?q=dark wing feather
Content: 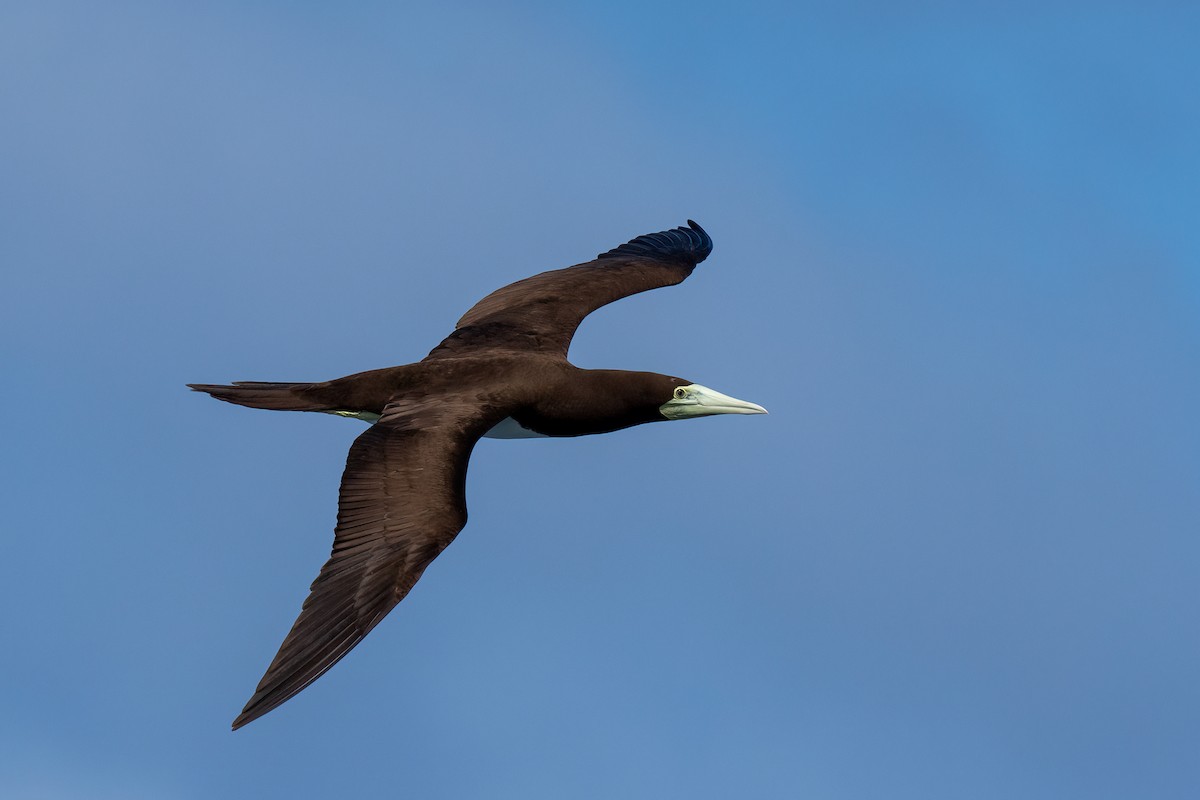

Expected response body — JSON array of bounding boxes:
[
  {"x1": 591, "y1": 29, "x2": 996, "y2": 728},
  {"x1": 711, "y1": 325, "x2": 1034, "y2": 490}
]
[
  {"x1": 231, "y1": 397, "x2": 492, "y2": 730},
  {"x1": 428, "y1": 220, "x2": 712, "y2": 358}
]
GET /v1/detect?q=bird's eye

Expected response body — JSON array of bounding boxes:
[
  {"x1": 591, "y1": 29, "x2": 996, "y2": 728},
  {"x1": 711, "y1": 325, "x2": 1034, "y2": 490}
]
[{"x1": 674, "y1": 387, "x2": 687, "y2": 399}]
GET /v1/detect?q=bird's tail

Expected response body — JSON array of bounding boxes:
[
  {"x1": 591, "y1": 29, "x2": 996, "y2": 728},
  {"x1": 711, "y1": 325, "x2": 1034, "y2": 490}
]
[{"x1": 187, "y1": 381, "x2": 333, "y2": 413}]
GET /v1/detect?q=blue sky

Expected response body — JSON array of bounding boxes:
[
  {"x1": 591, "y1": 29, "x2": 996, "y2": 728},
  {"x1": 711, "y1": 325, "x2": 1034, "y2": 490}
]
[{"x1": 2, "y1": 2, "x2": 1197, "y2": 797}]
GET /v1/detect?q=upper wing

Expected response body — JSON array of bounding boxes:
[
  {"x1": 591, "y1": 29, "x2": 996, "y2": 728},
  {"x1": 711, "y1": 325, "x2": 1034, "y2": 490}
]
[
  {"x1": 232, "y1": 397, "x2": 494, "y2": 729},
  {"x1": 427, "y1": 220, "x2": 713, "y2": 359}
]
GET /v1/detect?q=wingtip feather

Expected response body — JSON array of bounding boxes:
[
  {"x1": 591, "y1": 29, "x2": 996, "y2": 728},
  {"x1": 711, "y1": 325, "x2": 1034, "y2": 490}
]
[{"x1": 598, "y1": 219, "x2": 713, "y2": 264}]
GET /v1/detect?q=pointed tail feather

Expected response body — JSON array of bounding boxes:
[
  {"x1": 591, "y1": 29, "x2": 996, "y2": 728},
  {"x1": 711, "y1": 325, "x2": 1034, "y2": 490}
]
[{"x1": 187, "y1": 381, "x2": 333, "y2": 412}]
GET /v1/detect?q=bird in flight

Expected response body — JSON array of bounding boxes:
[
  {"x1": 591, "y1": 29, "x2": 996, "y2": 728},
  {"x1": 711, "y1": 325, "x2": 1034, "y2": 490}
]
[{"x1": 190, "y1": 220, "x2": 766, "y2": 729}]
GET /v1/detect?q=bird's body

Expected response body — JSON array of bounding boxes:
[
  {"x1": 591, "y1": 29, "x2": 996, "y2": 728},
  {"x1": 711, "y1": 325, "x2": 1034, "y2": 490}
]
[{"x1": 190, "y1": 221, "x2": 765, "y2": 729}]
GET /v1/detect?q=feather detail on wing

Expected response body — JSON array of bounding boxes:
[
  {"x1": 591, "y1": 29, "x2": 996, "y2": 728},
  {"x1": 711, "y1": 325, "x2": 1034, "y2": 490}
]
[
  {"x1": 232, "y1": 397, "x2": 493, "y2": 729},
  {"x1": 428, "y1": 221, "x2": 712, "y2": 358}
]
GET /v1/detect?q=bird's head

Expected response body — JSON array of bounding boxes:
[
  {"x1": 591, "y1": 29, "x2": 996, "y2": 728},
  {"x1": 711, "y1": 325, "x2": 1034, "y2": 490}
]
[
  {"x1": 575, "y1": 371, "x2": 767, "y2": 434},
  {"x1": 656, "y1": 377, "x2": 768, "y2": 420}
]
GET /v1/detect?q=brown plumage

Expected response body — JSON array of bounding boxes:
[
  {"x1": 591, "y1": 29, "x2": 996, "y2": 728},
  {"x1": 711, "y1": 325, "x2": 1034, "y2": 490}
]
[{"x1": 190, "y1": 220, "x2": 766, "y2": 729}]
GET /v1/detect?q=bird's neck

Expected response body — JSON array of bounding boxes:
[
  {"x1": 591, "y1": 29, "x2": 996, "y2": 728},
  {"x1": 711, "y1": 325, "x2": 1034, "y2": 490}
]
[{"x1": 516, "y1": 369, "x2": 668, "y2": 437}]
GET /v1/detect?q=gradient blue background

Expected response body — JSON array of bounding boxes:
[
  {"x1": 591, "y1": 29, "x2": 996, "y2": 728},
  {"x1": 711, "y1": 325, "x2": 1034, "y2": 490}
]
[{"x1": 3, "y1": 2, "x2": 1197, "y2": 797}]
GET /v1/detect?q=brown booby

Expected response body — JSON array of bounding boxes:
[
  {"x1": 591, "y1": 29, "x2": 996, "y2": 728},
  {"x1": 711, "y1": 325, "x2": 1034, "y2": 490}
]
[{"x1": 190, "y1": 220, "x2": 766, "y2": 729}]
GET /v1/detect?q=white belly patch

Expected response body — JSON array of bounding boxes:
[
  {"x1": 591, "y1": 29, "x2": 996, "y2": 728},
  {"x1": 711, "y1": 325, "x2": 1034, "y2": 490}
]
[
  {"x1": 325, "y1": 410, "x2": 545, "y2": 439},
  {"x1": 324, "y1": 410, "x2": 382, "y2": 423},
  {"x1": 483, "y1": 416, "x2": 549, "y2": 439}
]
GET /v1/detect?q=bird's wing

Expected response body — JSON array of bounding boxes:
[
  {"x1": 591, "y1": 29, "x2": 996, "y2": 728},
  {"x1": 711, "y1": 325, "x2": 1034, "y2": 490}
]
[
  {"x1": 232, "y1": 396, "x2": 494, "y2": 729},
  {"x1": 428, "y1": 220, "x2": 713, "y2": 359}
]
